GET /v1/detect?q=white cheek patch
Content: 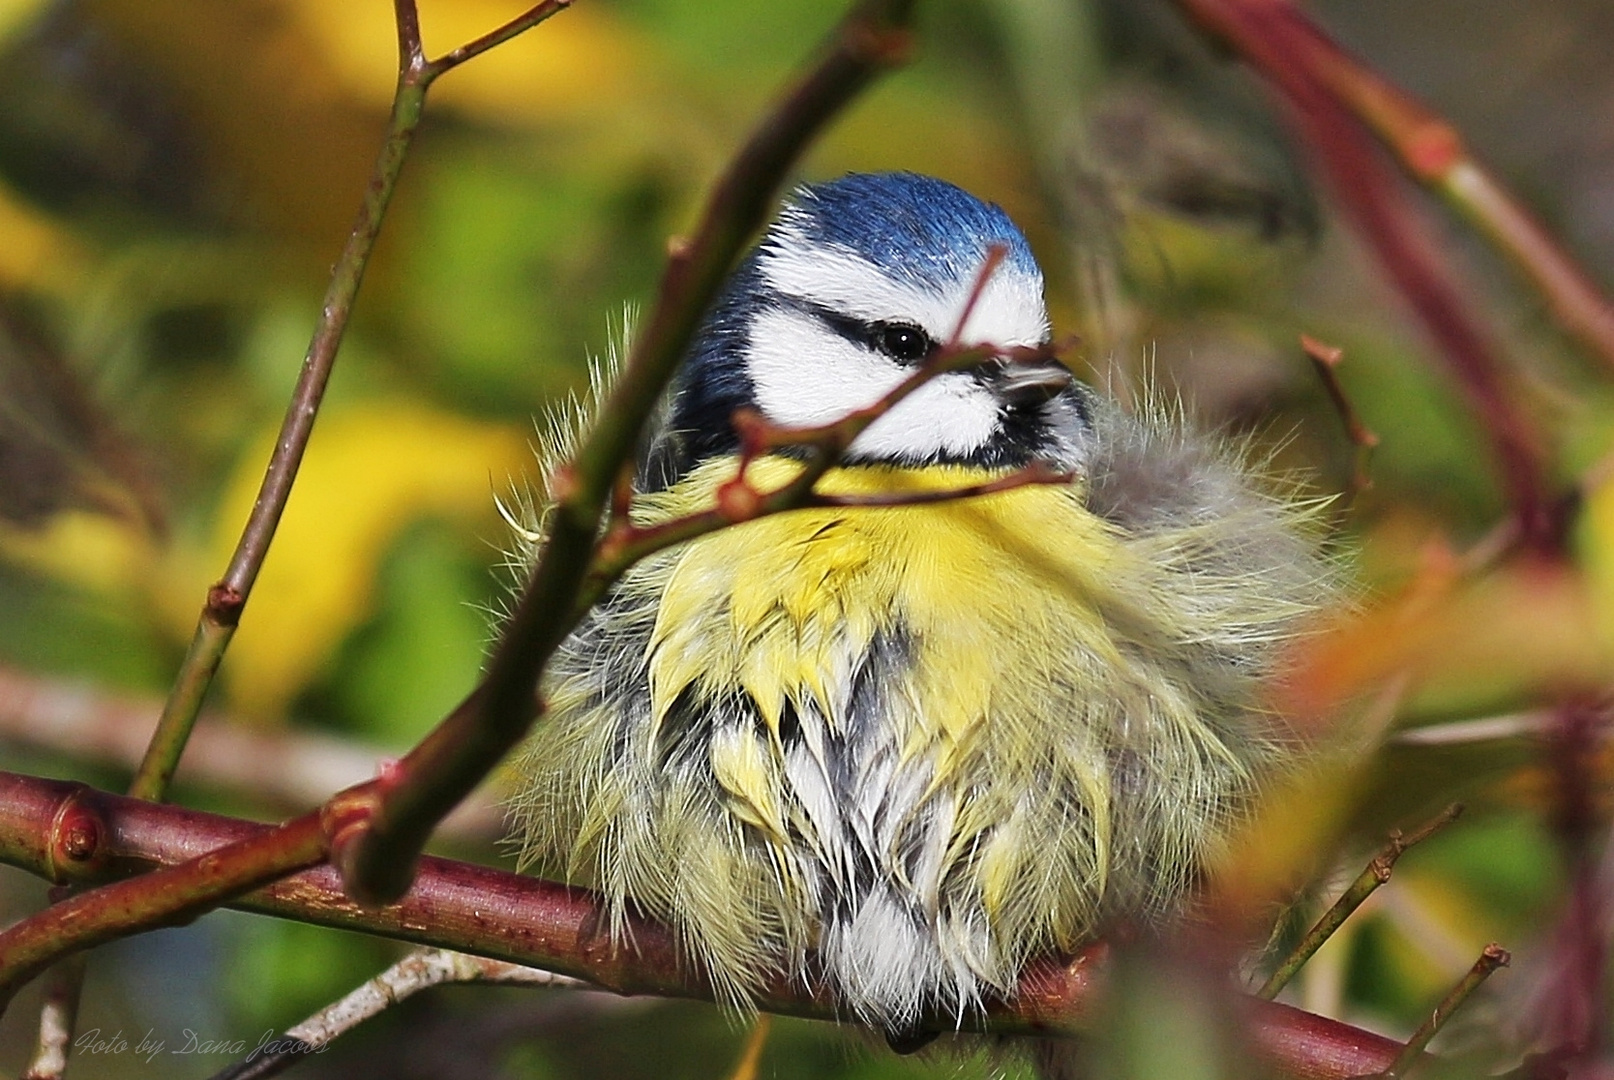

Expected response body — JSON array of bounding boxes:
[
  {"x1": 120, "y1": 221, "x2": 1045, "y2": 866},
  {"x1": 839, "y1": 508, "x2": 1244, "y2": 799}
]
[
  {"x1": 746, "y1": 307, "x2": 1002, "y2": 460},
  {"x1": 759, "y1": 225, "x2": 1049, "y2": 350}
]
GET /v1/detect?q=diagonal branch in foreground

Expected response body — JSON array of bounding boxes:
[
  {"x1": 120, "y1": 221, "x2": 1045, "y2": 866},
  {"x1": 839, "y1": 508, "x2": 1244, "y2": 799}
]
[
  {"x1": 332, "y1": 0, "x2": 921, "y2": 907},
  {"x1": 0, "y1": 769, "x2": 1406, "y2": 1078},
  {"x1": 0, "y1": 804, "x2": 329, "y2": 1012}
]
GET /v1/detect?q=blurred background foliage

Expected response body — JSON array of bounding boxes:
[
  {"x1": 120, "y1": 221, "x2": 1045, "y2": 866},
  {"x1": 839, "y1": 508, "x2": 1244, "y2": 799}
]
[{"x1": 0, "y1": 0, "x2": 1612, "y2": 1076}]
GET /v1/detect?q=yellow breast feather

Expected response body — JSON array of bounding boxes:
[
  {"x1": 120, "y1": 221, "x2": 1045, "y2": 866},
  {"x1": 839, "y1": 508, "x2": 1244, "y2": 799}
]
[{"x1": 509, "y1": 447, "x2": 1331, "y2": 1021}]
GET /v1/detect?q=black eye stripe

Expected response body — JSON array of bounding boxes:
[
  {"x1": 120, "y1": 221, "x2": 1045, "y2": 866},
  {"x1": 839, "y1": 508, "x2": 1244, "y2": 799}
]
[{"x1": 771, "y1": 297, "x2": 937, "y2": 365}]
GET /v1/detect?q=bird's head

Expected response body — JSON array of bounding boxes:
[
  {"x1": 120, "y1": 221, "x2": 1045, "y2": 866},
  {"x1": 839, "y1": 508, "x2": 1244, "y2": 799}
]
[{"x1": 648, "y1": 172, "x2": 1087, "y2": 487}]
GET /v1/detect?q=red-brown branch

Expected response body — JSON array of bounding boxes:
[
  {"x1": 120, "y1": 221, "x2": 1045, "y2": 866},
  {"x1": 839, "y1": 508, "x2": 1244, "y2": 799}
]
[
  {"x1": 1300, "y1": 334, "x2": 1379, "y2": 498},
  {"x1": 1171, "y1": 0, "x2": 1558, "y2": 552},
  {"x1": 1278, "y1": 15, "x2": 1614, "y2": 376},
  {"x1": 0, "y1": 800, "x2": 329, "y2": 1011},
  {"x1": 0, "y1": 770, "x2": 1405, "y2": 1077}
]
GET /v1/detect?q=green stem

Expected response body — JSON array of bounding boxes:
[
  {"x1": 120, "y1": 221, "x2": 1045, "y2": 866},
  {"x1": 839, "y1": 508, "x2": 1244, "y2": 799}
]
[
  {"x1": 1383, "y1": 944, "x2": 1510, "y2": 1078},
  {"x1": 1257, "y1": 804, "x2": 1463, "y2": 1001},
  {"x1": 13, "y1": 3, "x2": 576, "y2": 1043},
  {"x1": 128, "y1": 0, "x2": 574, "y2": 805},
  {"x1": 132, "y1": 26, "x2": 432, "y2": 803}
]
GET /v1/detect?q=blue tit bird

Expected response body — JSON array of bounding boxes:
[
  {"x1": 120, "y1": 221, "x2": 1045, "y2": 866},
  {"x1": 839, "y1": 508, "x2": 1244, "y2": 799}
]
[{"x1": 505, "y1": 171, "x2": 1336, "y2": 1033}]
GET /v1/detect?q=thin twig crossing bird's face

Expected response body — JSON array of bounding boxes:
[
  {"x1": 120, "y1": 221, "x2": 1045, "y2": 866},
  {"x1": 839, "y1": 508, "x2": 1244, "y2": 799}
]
[
  {"x1": 506, "y1": 170, "x2": 1342, "y2": 1036},
  {"x1": 655, "y1": 172, "x2": 1088, "y2": 485}
]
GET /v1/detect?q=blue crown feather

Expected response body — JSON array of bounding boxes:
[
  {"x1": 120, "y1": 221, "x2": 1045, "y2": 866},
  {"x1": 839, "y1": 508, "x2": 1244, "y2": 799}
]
[{"x1": 782, "y1": 172, "x2": 1040, "y2": 292}]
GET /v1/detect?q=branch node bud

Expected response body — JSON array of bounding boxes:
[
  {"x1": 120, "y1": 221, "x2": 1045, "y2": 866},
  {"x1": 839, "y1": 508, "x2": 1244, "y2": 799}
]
[{"x1": 717, "y1": 479, "x2": 763, "y2": 523}]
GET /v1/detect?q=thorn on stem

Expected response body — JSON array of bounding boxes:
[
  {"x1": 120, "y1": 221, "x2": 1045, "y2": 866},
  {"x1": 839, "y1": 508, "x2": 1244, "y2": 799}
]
[
  {"x1": 842, "y1": 23, "x2": 915, "y2": 67},
  {"x1": 717, "y1": 479, "x2": 764, "y2": 522},
  {"x1": 205, "y1": 584, "x2": 246, "y2": 627}
]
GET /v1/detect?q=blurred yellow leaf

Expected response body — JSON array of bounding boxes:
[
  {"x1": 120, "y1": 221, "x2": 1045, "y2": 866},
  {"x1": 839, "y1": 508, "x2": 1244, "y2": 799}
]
[
  {"x1": 0, "y1": 509, "x2": 158, "y2": 596},
  {"x1": 1580, "y1": 471, "x2": 1614, "y2": 650},
  {"x1": 207, "y1": 401, "x2": 527, "y2": 720},
  {"x1": 0, "y1": 0, "x2": 44, "y2": 39},
  {"x1": 0, "y1": 185, "x2": 81, "y2": 289},
  {"x1": 296, "y1": 0, "x2": 650, "y2": 122},
  {"x1": 83, "y1": 0, "x2": 384, "y2": 242}
]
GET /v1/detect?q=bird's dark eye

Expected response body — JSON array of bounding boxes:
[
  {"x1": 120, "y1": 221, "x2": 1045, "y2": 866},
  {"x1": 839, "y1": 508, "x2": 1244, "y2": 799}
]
[{"x1": 872, "y1": 322, "x2": 933, "y2": 364}]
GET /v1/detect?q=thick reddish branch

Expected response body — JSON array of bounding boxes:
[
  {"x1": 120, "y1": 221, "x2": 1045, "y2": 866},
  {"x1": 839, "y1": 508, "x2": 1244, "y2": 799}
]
[
  {"x1": 0, "y1": 796, "x2": 328, "y2": 1010},
  {"x1": 1278, "y1": 14, "x2": 1614, "y2": 375},
  {"x1": 1171, "y1": 0, "x2": 1557, "y2": 551},
  {"x1": 0, "y1": 770, "x2": 1405, "y2": 1076}
]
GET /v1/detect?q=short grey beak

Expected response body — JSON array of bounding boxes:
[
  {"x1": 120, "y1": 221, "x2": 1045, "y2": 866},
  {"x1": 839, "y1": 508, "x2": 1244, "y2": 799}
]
[{"x1": 983, "y1": 359, "x2": 1073, "y2": 409}]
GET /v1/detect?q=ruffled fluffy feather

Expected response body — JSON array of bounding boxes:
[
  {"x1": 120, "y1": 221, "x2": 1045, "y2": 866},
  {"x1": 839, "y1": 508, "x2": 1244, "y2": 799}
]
[{"x1": 502, "y1": 347, "x2": 1340, "y2": 1029}]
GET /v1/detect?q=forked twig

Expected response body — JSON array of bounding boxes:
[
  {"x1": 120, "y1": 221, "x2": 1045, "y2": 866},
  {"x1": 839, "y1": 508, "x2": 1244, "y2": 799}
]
[
  {"x1": 204, "y1": 947, "x2": 586, "y2": 1080},
  {"x1": 1301, "y1": 334, "x2": 1379, "y2": 499}
]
